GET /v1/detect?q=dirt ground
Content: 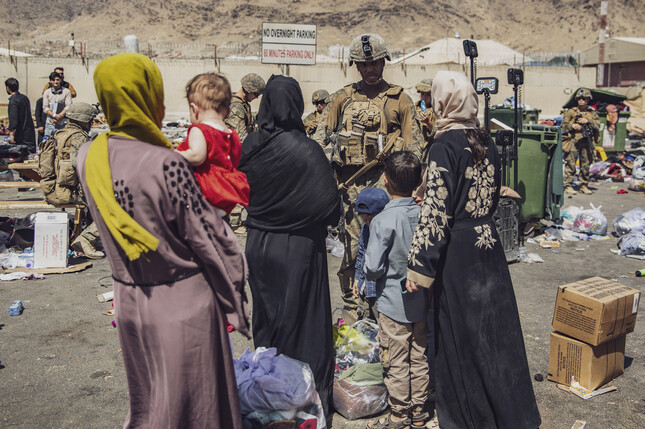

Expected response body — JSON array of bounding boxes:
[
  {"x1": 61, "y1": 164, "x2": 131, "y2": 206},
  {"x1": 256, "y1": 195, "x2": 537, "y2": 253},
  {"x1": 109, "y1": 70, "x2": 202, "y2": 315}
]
[{"x1": 0, "y1": 178, "x2": 644, "y2": 429}]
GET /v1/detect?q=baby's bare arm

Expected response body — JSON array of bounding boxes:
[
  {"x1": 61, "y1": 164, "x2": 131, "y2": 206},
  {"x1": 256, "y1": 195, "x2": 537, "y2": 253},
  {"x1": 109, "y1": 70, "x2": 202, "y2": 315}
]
[{"x1": 177, "y1": 127, "x2": 208, "y2": 166}]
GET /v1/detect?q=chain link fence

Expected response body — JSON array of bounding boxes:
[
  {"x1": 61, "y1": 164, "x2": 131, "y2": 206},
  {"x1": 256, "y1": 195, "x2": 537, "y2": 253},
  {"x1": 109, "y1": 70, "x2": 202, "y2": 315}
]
[{"x1": 5, "y1": 39, "x2": 587, "y2": 66}]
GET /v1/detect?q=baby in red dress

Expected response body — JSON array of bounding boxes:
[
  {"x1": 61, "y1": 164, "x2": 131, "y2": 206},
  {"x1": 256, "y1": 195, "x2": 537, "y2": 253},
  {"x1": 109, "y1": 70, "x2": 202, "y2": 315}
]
[{"x1": 176, "y1": 73, "x2": 249, "y2": 216}]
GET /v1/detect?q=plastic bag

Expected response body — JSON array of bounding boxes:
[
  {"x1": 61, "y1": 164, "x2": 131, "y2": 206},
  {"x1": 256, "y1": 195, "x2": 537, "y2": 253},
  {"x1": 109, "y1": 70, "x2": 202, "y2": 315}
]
[
  {"x1": 333, "y1": 378, "x2": 388, "y2": 420},
  {"x1": 634, "y1": 155, "x2": 645, "y2": 170},
  {"x1": 561, "y1": 206, "x2": 584, "y2": 222},
  {"x1": 234, "y1": 347, "x2": 319, "y2": 416},
  {"x1": 325, "y1": 228, "x2": 344, "y2": 258},
  {"x1": 628, "y1": 178, "x2": 645, "y2": 191},
  {"x1": 335, "y1": 320, "x2": 378, "y2": 353},
  {"x1": 633, "y1": 167, "x2": 645, "y2": 180},
  {"x1": 335, "y1": 320, "x2": 380, "y2": 371},
  {"x1": 573, "y1": 204, "x2": 608, "y2": 236},
  {"x1": 589, "y1": 161, "x2": 610, "y2": 177},
  {"x1": 613, "y1": 208, "x2": 645, "y2": 236},
  {"x1": 618, "y1": 231, "x2": 645, "y2": 256}
]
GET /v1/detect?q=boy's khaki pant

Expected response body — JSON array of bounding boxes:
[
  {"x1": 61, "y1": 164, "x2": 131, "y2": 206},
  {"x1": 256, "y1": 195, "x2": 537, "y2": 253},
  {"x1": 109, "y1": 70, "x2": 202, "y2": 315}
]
[{"x1": 377, "y1": 312, "x2": 429, "y2": 417}]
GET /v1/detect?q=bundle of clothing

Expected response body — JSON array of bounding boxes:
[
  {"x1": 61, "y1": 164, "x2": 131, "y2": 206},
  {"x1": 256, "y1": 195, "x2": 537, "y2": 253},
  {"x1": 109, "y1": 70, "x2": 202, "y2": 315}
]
[
  {"x1": 234, "y1": 347, "x2": 326, "y2": 429},
  {"x1": 332, "y1": 320, "x2": 389, "y2": 420}
]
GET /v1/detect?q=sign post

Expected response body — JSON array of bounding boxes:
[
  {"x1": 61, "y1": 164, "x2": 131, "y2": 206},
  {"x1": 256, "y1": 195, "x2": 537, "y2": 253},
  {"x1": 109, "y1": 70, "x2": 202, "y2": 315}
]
[{"x1": 262, "y1": 23, "x2": 317, "y2": 67}]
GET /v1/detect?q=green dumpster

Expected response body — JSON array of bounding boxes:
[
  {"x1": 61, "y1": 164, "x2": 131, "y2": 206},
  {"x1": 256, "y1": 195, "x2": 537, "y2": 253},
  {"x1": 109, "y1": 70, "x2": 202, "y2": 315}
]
[
  {"x1": 597, "y1": 110, "x2": 631, "y2": 153},
  {"x1": 490, "y1": 107, "x2": 519, "y2": 128},
  {"x1": 490, "y1": 107, "x2": 542, "y2": 128},
  {"x1": 497, "y1": 125, "x2": 563, "y2": 223}
]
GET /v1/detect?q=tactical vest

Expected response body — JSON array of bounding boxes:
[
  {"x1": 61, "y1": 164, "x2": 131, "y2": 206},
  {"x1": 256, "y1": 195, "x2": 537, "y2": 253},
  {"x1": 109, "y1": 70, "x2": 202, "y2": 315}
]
[
  {"x1": 335, "y1": 84, "x2": 404, "y2": 167},
  {"x1": 38, "y1": 125, "x2": 85, "y2": 206}
]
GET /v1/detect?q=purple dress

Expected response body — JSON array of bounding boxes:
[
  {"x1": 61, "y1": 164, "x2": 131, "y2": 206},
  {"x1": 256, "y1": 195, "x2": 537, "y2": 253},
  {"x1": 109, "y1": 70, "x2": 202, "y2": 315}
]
[{"x1": 77, "y1": 136, "x2": 249, "y2": 429}]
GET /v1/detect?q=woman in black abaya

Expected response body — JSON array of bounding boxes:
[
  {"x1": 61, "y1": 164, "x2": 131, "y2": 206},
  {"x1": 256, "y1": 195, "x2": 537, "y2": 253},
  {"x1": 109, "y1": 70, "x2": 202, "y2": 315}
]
[
  {"x1": 405, "y1": 71, "x2": 541, "y2": 429},
  {"x1": 238, "y1": 75, "x2": 341, "y2": 424}
]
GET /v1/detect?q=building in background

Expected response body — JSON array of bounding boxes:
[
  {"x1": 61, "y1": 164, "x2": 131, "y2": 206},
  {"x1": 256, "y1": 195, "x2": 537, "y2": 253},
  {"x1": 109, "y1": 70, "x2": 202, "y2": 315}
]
[{"x1": 582, "y1": 37, "x2": 645, "y2": 87}]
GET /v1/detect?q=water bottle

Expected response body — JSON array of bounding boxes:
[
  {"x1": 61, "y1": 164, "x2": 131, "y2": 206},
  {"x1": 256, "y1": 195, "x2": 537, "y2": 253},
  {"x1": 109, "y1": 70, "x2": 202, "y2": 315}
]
[
  {"x1": 420, "y1": 100, "x2": 427, "y2": 113},
  {"x1": 571, "y1": 232, "x2": 590, "y2": 241},
  {"x1": 17, "y1": 253, "x2": 34, "y2": 269}
]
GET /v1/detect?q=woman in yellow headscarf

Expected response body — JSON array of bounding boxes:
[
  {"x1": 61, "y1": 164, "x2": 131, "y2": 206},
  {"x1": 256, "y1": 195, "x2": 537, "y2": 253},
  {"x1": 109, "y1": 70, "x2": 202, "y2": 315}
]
[{"x1": 77, "y1": 53, "x2": 249, "y2": 429}]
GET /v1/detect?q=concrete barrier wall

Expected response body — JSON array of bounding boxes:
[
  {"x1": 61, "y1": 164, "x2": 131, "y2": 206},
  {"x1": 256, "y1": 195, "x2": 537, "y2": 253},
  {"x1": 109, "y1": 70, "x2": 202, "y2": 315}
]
[{"x1": 1, "y1": 56, "x2": 596, "y2": 120}]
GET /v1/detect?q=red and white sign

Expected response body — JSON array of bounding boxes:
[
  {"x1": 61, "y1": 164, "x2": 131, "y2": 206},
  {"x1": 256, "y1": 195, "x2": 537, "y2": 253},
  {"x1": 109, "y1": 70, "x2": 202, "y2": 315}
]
[
  {"x1": 262, "y1": 44, "x2": 316, "y2": 65},
  {"x1": 262, "y1": 23, "x2": 316, "y2": 65}
]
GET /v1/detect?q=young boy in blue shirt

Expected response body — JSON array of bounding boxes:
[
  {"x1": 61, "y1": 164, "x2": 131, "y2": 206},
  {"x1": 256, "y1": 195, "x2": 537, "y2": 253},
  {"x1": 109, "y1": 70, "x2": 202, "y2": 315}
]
[
  {"x1": 352, "y1": 187, "x2": 390, "y2": 320},
  {"x1": 364, "y1": 151, "x2": 429, "y2": 429}
]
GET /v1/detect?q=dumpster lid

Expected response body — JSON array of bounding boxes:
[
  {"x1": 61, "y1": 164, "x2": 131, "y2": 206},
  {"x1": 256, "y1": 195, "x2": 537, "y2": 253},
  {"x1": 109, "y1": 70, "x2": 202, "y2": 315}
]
[{"x1": 563, "y1": 88, "x2": 627, "y2": 109}]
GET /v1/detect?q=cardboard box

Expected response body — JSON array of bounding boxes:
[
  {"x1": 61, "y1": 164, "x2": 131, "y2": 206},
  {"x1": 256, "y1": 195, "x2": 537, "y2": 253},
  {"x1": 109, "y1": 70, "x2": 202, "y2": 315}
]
[
  {"x1": 34, "y1": 212, "x2": 69, "y2": 269},
  {"x1": 548, "y1": 331, "x2": 625, "y2": 390},
  {"x1": 552, "y1": 277, "x2": 640, "y2": 346}
]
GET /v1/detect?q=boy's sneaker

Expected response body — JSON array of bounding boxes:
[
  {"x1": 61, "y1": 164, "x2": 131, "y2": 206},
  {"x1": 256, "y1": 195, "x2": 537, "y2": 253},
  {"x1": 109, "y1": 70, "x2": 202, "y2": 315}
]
[{"x1": 565, "y1": 185, "x2": 577, "y2": 195}]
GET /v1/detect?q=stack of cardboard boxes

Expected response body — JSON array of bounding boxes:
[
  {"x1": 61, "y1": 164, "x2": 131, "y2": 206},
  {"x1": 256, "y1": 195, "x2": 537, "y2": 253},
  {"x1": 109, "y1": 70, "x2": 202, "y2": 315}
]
[{"x1": 548, "y1": 277, "x2": 640, "y2": 391}]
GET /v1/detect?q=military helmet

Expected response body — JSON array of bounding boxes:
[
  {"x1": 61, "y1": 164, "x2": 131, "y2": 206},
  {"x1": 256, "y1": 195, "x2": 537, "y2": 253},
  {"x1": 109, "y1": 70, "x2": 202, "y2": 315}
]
[
  {"x1": 66, "y1": 102, "x2": 98, "y2": 123},
  {"x1": 349, "y1": 34, "x2": 391, "y2": 66},
  {"x1": 241, "y1": 73, "x2": 266, "y2": 94},
  {"x1": 576, "y1": 88, "x2": 592, "y2": 101},
  {"x1": 312, "y1": 89, "x2": 330, "y2": 104},
  {"x1": 415, "y1": 79, "x2": 433, "y2": 93}
]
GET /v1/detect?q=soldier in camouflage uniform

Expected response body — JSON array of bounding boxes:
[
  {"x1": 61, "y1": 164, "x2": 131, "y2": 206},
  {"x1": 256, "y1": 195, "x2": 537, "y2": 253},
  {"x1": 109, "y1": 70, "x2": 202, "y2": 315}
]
[
  {"x1": 38, "y1": 103, "x2": 104, "y2": 258},
  {"x1": 562, "y1": 88, "x2": 600, "y2": 195},
  {"x1": 315, "y1": 33, "x2": 424, "y2": 321},
  {"x1": 414, "y1": 78, "x2": 437, "y2": 162},
  {"x1": 226, "y1": 73, "x2": 265, "y2": 231},
  {"x1": 225, "y1": 73, "x2": 265, "y2": 143},
  {"x1": 303, "y1": 89, "x2": 330, "y2": 137}
]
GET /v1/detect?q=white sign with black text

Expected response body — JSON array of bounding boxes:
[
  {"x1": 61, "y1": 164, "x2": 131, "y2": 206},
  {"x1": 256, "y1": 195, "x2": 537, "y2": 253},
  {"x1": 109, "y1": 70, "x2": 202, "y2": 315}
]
[{"x1": 262, "y1": 23, "x2": 316, "y2": 65}]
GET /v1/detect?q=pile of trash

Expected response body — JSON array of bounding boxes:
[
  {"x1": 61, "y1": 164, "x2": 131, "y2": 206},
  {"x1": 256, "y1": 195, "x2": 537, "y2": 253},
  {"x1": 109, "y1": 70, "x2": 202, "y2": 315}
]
[
  {"x1": 532, "y1": 204, "x2": 608, "y2": 244},
  {"x1": 234, "y1": 347, "x2": 326, "y2": 429},
  {"x1": 162, "y1": 120, "x2": 190, "y2": 146},
  {"x1": 333, "y1": 319, "x2": 388, "y2": 420},
  {"x1": 588, "y1": 154, "x2": 645, "y2": 191},
  {"x1": 613, "y1": 208, "x2": 645, "y2": 257},
  {"x1": 523, "y1": 205, "x2": 611, "y2": 262}
]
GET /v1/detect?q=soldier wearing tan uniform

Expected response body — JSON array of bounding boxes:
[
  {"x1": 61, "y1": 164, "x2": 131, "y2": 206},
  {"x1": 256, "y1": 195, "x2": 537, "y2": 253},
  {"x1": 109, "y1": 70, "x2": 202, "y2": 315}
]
[
  {"x1": 415, "y1": 79, "x2": 437, "y2": 161},
  {"x1": 226, "y1": 73, "x2": 265, "y2": 231},
  {"x1": 562, "y1": 88, "x2": 600, "y2": 195},
  {"x1": 303, "y1": 89, "x2": 329, "y2": 137},
  {"x1": 225, "y1": 73, "x2": 265, "y2": 143},
  {"x1": 315, "y1": 33, "x2": 424, "y2": 321},
  {"x1": 38, "y1": 103, "x2": 104, "y2": 258}
]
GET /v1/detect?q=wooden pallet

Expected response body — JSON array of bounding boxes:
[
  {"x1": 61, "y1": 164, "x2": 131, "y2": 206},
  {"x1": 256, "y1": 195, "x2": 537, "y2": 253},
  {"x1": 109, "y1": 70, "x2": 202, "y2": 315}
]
[
  {"x1": 0, "y1": 181, "x2": 40, "y2": 189},
  {"x1": 0, "y1": 162, "x2": 41, "y2": 182},
  {"x1": 0, "y1": 200, "x2": 69, "y2": 210}
]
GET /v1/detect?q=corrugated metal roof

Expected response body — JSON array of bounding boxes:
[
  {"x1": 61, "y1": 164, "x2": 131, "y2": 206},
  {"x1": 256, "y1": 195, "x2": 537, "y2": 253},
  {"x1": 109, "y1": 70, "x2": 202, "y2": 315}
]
[{"x1": 612, "y1": 37, "x2": 645, "y2": 46}]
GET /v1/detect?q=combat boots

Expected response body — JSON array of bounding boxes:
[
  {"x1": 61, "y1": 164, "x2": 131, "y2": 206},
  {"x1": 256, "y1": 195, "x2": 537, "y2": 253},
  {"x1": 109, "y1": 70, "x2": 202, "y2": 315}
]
[
  {"x1": 565, "y1": 185, "x2": 577, "y2": 195},
  {"x1": 580, "y1": 185, "x2": 593, "y2": 195},
  {"x1": 71, "y1": 235, "x2": 105, "y2": 259}
]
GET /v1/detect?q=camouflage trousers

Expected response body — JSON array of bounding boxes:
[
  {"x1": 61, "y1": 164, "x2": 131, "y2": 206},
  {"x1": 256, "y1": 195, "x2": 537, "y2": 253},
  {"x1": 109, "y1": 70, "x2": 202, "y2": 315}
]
[
  {"x1": 79, "y1": 221, "x2": 101, "y2": 249},
  {"x1": 337, "y1": 166, "x2": 386, "y2": 314},
  {"x1": 229, "y1": 205, "x2": 245, "y2": 229},
  {"x1": 564, "y1": 142, "x2": 593, "y2": 187}
]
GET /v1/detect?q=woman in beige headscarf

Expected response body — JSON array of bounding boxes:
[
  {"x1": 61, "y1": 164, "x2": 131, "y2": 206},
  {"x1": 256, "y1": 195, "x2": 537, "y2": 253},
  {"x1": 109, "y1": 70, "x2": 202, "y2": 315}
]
[{"x1": 405, "y1": 71, "x2": 541, "y2": 429}]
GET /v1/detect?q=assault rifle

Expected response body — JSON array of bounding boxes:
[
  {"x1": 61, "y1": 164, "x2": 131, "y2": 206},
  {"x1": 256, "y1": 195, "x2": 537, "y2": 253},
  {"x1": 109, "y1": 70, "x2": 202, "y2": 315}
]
[{"x1": 574, "y1": 114, "x2": 598, "y2": 149}]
